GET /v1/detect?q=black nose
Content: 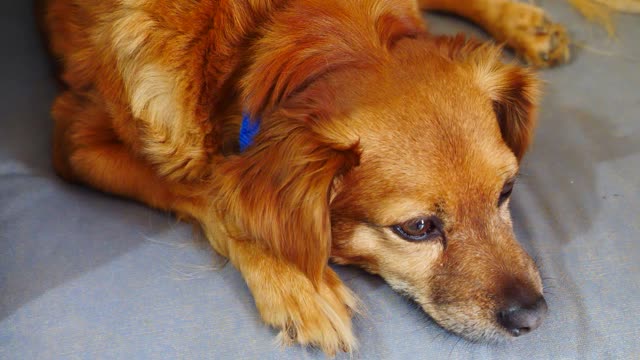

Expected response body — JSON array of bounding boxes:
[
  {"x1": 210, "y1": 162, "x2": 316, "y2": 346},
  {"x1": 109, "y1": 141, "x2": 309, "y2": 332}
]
[{"x1": 497, "y1": 296, "x2": 548, "y2": 337}]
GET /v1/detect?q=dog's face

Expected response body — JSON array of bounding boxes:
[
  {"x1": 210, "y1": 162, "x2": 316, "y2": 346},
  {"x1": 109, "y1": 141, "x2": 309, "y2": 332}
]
[
  {"x1": 234, "y1": 20, "x2": 545, "y2": 342},
  {"x1": 325, "y1": 39, "x2": 546, "y2": 341}
]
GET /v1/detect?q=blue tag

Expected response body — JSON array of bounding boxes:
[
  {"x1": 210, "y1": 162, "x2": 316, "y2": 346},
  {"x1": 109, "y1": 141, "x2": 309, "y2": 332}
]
[{"x1": 239, "y1": 112, "x2": 261, "y2": 152}]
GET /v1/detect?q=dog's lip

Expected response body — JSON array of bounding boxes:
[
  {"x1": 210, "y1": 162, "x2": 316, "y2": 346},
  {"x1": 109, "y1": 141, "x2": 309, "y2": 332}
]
[{"x1": 415, "y1": 302, "x2": 510, "y2": 343}]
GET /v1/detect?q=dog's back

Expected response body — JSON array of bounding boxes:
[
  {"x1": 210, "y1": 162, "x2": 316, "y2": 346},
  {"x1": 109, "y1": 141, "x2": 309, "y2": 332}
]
[{"x1": 42, "y1": 0, "x2": 280, "y2": 182}]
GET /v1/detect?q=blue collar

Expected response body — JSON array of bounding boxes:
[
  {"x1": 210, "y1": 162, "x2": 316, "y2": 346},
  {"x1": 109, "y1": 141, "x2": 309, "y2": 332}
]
[{"x1": 239, "y1": 112, "x2": 261, "y2": 152}]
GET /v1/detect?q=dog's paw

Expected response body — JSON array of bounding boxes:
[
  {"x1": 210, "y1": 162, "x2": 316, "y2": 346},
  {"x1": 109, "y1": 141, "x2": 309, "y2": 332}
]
[
  {"x1": 257, "y1": 268, "x2": 358, "y2": 356},
  {"x1": 498, "y1": 3, "x2": 571, "y2": 68}
]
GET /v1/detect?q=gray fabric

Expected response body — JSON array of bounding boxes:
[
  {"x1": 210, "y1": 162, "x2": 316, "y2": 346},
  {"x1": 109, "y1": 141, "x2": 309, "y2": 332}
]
[{"x1": 1, "y1": 1, "x2": 639, "y2": 359}]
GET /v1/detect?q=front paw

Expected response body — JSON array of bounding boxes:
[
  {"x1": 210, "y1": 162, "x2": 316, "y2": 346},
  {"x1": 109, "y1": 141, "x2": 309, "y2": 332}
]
[
  {"x1": 255, "y1": 268, "x2": 359, "y2": 356},
  {"x1": 498, "y1": 3, "x2": 571, "y2": 68}
]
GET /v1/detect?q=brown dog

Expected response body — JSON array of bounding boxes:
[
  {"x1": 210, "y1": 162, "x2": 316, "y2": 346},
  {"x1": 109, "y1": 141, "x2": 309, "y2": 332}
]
[{"x1": 43, "y1": 0, "x2": 570, "y2": 355}]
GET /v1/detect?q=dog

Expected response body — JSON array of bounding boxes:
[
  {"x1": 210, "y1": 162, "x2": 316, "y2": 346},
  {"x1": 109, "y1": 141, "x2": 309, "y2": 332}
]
[{"x1": 42, "y1": 0, "x2": 570, "y2": 355}]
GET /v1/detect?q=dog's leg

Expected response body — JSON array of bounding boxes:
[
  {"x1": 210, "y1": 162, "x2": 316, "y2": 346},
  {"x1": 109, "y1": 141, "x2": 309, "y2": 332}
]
[
  {"x1": 51, "y1": 91, "x2": 200, "y2": 215},
  {"x1": 419, "y1": 0, "x2": 571, "y2": 67},
  {"x1": 225, "y1": 238, "x2": 358, "y2": 356}
]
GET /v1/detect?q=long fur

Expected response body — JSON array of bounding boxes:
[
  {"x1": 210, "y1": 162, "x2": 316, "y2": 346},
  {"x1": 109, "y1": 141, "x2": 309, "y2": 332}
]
[{"x1": 43, "y1": 0, "x2": 557, "y2": 354}]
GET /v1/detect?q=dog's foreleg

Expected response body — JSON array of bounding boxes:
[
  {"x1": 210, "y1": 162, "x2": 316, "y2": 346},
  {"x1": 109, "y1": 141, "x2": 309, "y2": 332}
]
[
  {"x1": 419, "y1": 0, "x2": 571, "y2": 67},
  {"x1": 224, "y1": 238, "x2": 358, "y2": 356}
]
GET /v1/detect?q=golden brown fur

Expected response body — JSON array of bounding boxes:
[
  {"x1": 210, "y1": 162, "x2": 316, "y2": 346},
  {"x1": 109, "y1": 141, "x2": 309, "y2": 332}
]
[{"x1": 43, "y1": 0, "x2": 568, "y2": 354}]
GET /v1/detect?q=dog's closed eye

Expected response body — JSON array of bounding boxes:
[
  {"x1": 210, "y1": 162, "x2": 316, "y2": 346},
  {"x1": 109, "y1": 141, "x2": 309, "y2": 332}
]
[{"x1": 391, "y1": 216, "x2": 444, "y2": 243}]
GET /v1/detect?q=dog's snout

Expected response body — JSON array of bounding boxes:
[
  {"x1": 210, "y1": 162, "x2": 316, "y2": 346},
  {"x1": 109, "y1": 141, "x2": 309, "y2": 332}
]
[{"x1": 497, "y1": 296, "x2": 547, "y2": 337}]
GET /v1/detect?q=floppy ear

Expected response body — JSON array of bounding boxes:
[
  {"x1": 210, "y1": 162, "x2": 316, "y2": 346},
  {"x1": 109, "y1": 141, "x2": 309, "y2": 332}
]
[
  {"x1": 217, "y1": 122, "x2": 360, "y2": 285},
  {"x1": 484, "y1": 65, "x2": 540, "y2": 161},
  {"x1": 435, "y1": 35, "x2": 541, "y2": 161},
  {"x1": 472, "y1": 50, "x2": 541, "y2": 161}
]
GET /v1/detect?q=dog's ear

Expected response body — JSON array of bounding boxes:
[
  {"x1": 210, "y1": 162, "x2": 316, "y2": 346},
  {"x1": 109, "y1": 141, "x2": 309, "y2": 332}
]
[
  {"x1": 218, "y1": 122, "x2": 360, "y2": 284},
  {"x1": 470, "y1": 47, "x2": 541, "y2": 161},
  {"x1": 241, "y1": 0, "x2": 425, "y2": 116},
  {"x1": 436, "y1": 36, "x2": 541, "y2": 161},
  {"x1": 480, "y1": 63, "x2": 540, "y2": 161}
]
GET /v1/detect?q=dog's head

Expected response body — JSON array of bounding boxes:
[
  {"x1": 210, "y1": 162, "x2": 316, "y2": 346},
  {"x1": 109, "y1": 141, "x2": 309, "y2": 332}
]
[
  {"x1": 227, "y1": 1, "x2": 545, "y2": 342},
  {"x1": 328, "y1": 37, "x2": 546, "y2": 341}
]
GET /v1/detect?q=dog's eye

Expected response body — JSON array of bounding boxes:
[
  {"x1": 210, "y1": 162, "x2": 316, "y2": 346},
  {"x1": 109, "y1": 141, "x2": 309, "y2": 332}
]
[
  {"x1": 498, "y1": 180, "x2": 515, "y2": 207},
  {"x1": 392, "y1": 216, "x2": 442, "y2": 242}
]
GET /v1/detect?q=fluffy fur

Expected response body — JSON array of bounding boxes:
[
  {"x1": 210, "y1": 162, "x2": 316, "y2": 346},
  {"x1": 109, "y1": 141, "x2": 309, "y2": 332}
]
[{"x1": 43, "y1": 0, "x2": 569, "y2": 355}]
